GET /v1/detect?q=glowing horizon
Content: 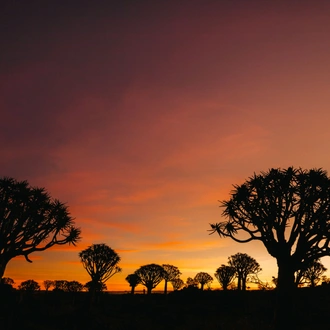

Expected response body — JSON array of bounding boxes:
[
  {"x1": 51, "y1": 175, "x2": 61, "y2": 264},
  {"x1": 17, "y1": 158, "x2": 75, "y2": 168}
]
[{"x1": 2, "y1": 1, "x2": 330, "y2": 291}]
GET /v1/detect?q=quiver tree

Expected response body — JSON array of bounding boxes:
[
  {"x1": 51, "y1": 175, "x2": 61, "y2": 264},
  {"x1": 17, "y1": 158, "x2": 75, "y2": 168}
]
[
  {"x1": 53, "y1": 280, "x2": 68, "y2": 292},
  {"x1": 186, "y1": 277, "x2": 198, "y2": 288},
  {"x1": 162, "y1": 264, "x2": 181, "y2": 294},
  {"x1": 79, "y1": 244, "x2": 121, "y2": 291},
  {"x1": 214, "y1": 265, "x2": 236, "y2": 290},
  {"x1": 18, "y1": 279, "x2": 40, "y2": 291},
  {"x1": 43, "y1": 280, "x2": 54, "y2": 291},
  {"x1": 295, "y1": 259, "x2": 327, "y2": 288},
  {"x1": 194, "y1": 272, "x2": 213, "y2": 291},
  {"x1": 171, "y1": 278, "x2": 184, "y2": 291},
  {"x1": 228, "y1": 253, "x2": 261, "y2": 291},
  {"x1": 1, "y1": 277, "x2": 15, "y2": 286},
  {"x1": 66, "y1": 281, "x2": 84, "y2": 292},
  {"x1": 134, "y1": 263, "x2": 165, "y2": 295},
  {"x1": 125, "y1": 273, "x2": 140, "y2": 294},
  {"x1": 84, "y1": 281, "x2": 107, "y2": 292},
  {"x1": 50, "y1": 280, "x2": 83, "y2": 292},
  {"x1": 0, "y1": 177, "x2": 81, "y2": 279},
  {"x1": 210, "y1": 167, "x2": 330, "y2": 327}
]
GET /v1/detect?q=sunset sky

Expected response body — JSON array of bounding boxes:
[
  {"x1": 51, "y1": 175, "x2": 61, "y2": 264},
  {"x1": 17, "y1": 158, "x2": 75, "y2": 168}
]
[{"x1": 2, "y1": 0, "x2": 330, "y2": 291}]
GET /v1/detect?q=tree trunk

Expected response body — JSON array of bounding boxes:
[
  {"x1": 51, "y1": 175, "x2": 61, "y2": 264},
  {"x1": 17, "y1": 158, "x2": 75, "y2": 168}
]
[
  {"x1": 200, "y1": 283, "x2": 204, "y2": 291},
  {"x1": 310, "y1": 276, "x2": 316, "y2": 288},
  {"x1": 274, "y1": 258, "x2": 296, "y2": 329},
  {"x1": 131, "y1": 286, "x2": 135, "y2": 294},
  {"x1": 237, "y1": 275, "x2": 242, "y2": 290},
  {"x1": 164, "y1": 279, "x2": 168, "y2": 294},
  {"x1": 242, "y1": 275, "x2": 247, "y2": 291},
  {"x1": 147, "y1": 285, "x2": 152, "y2": 295}
]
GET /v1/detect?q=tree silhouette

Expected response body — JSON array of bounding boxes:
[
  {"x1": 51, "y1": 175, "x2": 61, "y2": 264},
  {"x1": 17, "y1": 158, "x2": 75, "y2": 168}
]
[
  {"x1": 1, "y1": 277, "x2": 15, "y2": 286},
  {"x1": 162, "y1": 264, "x2": 181, "y2": 294},
  {"x1": 0, "y1": 177, "x2": 81, "y2": 279},
  {"x1": 171, "y1": 278, "x2": 184, "y2": 291},
  {"x1": 49, "y1": 280, "x2": 83, "y2": 292},
  {"x1": 228, "y1": 253, "x2": 261, "y2": 291},
  {"x1": 52, "y1": 280, "x2": 68, "y2": 292},
  {"x1": 19, "y1": 279, "x2": 40, "y2": 291},
  {"x1": 79, "y1": 243, "x2": 121, "y2": 292},
  {"x1": 125, "y1": 273, "x2": 140, "y2": 294},
  {"x1": 134, "y1": 264, "x2": 165, "y2": 295},
  {"x1": 43, "y1": 280, "x2": 54, "y2": 291},
  {"x1": 66, "y1": 280, "x2": 83, "y2": 292},
  {"x1": 295, "y1": 259, "x2": 327, "y2": 288},
  {"x1": 84, "y1": 281, "x2": 107, "y2": 292},
  {"x1": 210, "y1": 167, "x2": 330, "y2": 327},
  {"x1": 214, "y1": 265, "x2": 236, "y2": 290},
  {"x1": 248, "y1": 273, "x2": 275, "y2": 290},
  {"x1": 186, "y1": 277, "x2": 198, "y2": 288},
  {"x1": 194, "y1": 272, "x2": 213, "y2": 291}
]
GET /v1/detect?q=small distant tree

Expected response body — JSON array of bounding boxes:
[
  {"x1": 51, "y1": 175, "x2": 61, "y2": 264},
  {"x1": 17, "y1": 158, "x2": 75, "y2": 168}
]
[
  {"x1": 66, "y1": 281, "x2": 83, "y2": 292},
  {"x1": 248, "y1": 274, "x2": 275, "y2": 290},
  {"x1": 135, "y1": 264, "x2": 165, "y2": 295},
  {"x1": 257, "y1": 281, "x2": 274, "y2": 291},
  {"x1": 79, "y1": 244, "x2": 121, "y2": 292},
  {"x1": 1, "y1": 277, "x2": 15, "y2": 286},
  {"x1": 19, "y1": 279, "x2": 40, "y2": 292},
  {"x1": 194, "y1": 272, "x2": 213, "y2": 291},
  {"x1": 43, "y1": 280, "x2": 54, "y2": 291},
  {"x1": 228, "y1": 253, "x2": 261, "y2": 291},
  {"x1": 52, "y1": 280, "x2": 68, "y2": 292},
  {"x1": 125, "y1": 274, "x2": 141, "y2": 294},
  {"x1": 214, "y1": 265, "x2": 236, "y2": 290},
  {"x1": 0, "y1": 177, "x2": 81, "y2": 280},
  {"x1": 162, "y1": 264, "x2": 181, "y2": 294},
  {"x1": 171, "y1": 278, "x2": 184, "y2": 291},
  {"x1": 295, "y1": 259, "x2": 327, "y2": 288},
  {"x1": 186, "y1": 277, "x2": 198, "y2": 288},
  {"x1": 84, "y1": 281, "x2": 107, "y2": 292}
]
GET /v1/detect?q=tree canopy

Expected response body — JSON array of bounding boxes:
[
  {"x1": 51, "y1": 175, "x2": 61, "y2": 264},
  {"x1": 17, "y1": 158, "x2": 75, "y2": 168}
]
[
  {"x1": 186, "y1": 277, "x2": 198, "y2": 288},
  {"x1": 210, "y1": 168, "x2": 330, "y2": 272},
  {"x1": 125, "y1": 273, "x2": 141, "y2": 294},
  {"x1": 214, "y1": 265, "x2": 236, "y2": 290},
  {"x1": 171, "y1": 278, "x2": 184, "y2": 291},
  {"x1": 194, "y1": 272, "x2": 213, "y2": 291},
  {"x1": 84, "y1": 281, "x2": 107, "y2": 292},
  {"x1": 228, "y1": 253, "x2": 261, "y2": 291},
  {"x1": 1, "y1": 277, "x2": 15, "y2": 286},
  {"x1": 43, "y1": 280, "x2": 54, "y2": 291},
  {"x1": 295, "y1": 259, "x2": 327, "y2": 288},
  {"x1": 79, "y1": 244, "x2": 121, "y2": 288},
  {"x1": 66, "y1": 280, "x2": 84, "y2": 292},
  {"x1": 19, "y1": 279, "x2": 40, "y2": 291},
  {"x1": 0, "y1": 177, "x2": 81, "y2": 279},
  {"x1": 162, "y1": 264, "x2": 181, "y2": 294},
  {"x1": 134, "y1": 263, "x2": 165, "y2": 295}
]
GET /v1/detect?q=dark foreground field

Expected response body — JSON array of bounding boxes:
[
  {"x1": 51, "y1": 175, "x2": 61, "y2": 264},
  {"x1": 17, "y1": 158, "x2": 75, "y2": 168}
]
[{"x1": 1, "y1": 286, "x2": 330, "y2": 330}]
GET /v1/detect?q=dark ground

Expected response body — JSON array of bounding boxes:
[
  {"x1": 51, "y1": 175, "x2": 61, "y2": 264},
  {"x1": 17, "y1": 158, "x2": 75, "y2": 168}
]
[{"x1": 1, "y1": 286, "x2": 330, "y2": 330}]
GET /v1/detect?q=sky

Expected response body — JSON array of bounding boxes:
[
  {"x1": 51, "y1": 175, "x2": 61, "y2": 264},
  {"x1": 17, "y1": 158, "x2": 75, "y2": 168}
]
[{"x1": 2, "y1": 0, "x2": 330, "y2": 291}]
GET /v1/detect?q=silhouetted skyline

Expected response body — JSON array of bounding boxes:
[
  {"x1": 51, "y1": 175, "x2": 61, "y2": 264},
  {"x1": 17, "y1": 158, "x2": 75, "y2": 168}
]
[{"x1": 2, "y1": 0, "x2": 330, "y2": 290}]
